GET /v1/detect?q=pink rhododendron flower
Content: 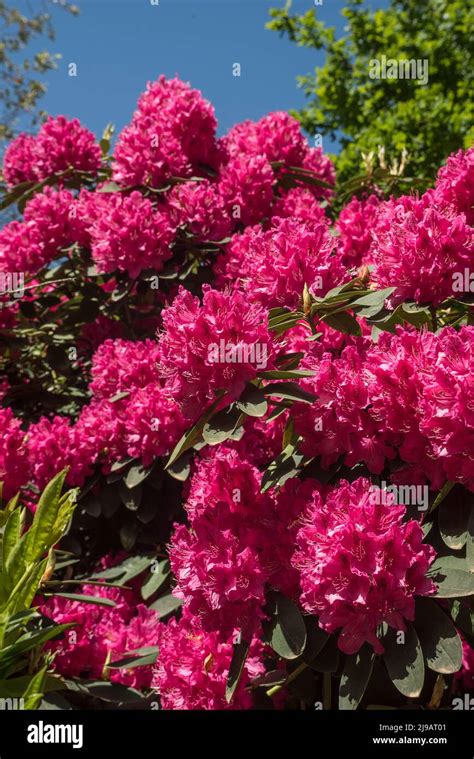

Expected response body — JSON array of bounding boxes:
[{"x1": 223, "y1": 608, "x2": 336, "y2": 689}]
[
  {"x1": 41, "y1": 581, "x2": 161, "y2": 688},
  {"x1": 293, "y1": 478, "x2": 436, "y2": 654},
  {"x1": 169, "y1": 448, "x2": 275, "y2": 637},
  {"x1": 167, "y1": 180, "x2": 231, "y2": 242},
  {"x1": 156, "y1": 286, "x2": 276, "y2": 415},
  {"x1": 370, "y1": 198, "x2": 473, "y2": 305},
  {"x1": 434, "y1": 147, "x2": 474, "y2": 225},
  {"x1": 270, "y1": 187, "x2": 327, "y2": 224},
  {"x1": 214, "y1": 217, "x2": 345, "y2": 309},
  {"x1": 113, "y1": 76, "x2": 218, "y2": 187},
  {"x1": 218, "y1": 154, "x2": 274, "y2": 226},
  {"x1": 152, "y1": 613, "x2": 264, "y2": 710},
  {"x1": 26, "y1": 416, "x2": 74, "y2": 491},
  {"x1": 88, "y1": 191, "x2": 175, "y2": 277},
  {"x1": 124, "y1": 383, "x2": 186, "y2": 466},
  {"x1": 0, "y1": 408, "x2": 29, "y2": 500},
  {"x1": 90, "y1": 338, "x2": 161, "y2": 399},
  {"x1": 3, "y1": 133, "x2": 38, "y2": 187},
  {"x1": 336, "y1": 194, "x2": 381, "y2": 267},
  {"x1": 34, "y1": 116, "x2": 101, "y2": 179}
]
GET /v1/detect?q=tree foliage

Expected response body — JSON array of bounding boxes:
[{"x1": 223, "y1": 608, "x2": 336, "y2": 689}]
[{"x1": 267, "y1": 0, "x2": 474, "y2": 182}]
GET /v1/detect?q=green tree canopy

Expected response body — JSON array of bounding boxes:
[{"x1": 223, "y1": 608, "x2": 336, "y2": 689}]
[{"x1": 267, "y1": 0, "x2": 473, "y2": 183}]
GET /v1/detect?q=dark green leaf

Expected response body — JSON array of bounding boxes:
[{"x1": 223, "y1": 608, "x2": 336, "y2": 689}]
[
  {"x1": 339, "y1": 644, "x2": 375, "y2": 710},
  {"x1": 226, "y1": 637, "x2": 250, "y2": 703},
  {"x1": 235, "y1": 383, "x2": 268, "y2": 417},
  {"x1": 262, "y1": 591, "x2": 307, "y2": 659},
  {"x1": 415, "y1": 598, "x2": 462, "y2": 674},
  {"x1": 383, "y1": 624, "x2": 424, "y2": 697}
]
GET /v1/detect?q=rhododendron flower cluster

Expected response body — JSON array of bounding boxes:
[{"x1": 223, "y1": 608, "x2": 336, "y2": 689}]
[
  {"x1": 214, "y1": 217, "x2": 345, "y2": 309},
  {"x1": 42, "y1": 580, "x2": 161, "y2": 689},
  {"x1": 1, "y1": 75, "x2": 473, "y2": 711},
  {"x1": 156, "y1": 286, "x2": 276, "y2": 414},
  {"x1": 3, "y1": 116, "x2": 101, "y2": 187},
  {"x1": 152, "y1": 613, "x2": 264, "y2": 710},
  {"x1": 293, "y1": 478, "x2": 436, "y2": 654}
]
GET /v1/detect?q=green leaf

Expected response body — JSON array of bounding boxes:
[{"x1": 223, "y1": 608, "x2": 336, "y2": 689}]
[
  {"x1": 257, "y1": 369, "x2": 314, "y2": 380},
  {"x1": 431, "y1": 558, "x2": 474, "y2": 598},
  {"x1": 323, "y1": 310, "x2": 361, "y2": 335},
  {"x1": 89, "y1": 555, "x2": 154, "y2": 583},
  {"x1": 263, "y1": 381, "x2": 316, "y2": 404},
  {"x1": 226, "y1": 637, "x2": 250, "y2": 704},
  {"x1": 466, "y1": 501, "x2": 474, "y2": 572},
  {"x1": 50, "y1": 593, "x2": 117, "y2": 608},
  {"x1": 202, "y1": 405, "x2": 242, "y2": 445},
  {"x1": 262, "y1": 591, "x2": 307, "y2": 659},
  {"x1": 24, "y1": 469, "x2": 68, "y2": 566},
  {"x1": 165, "y1": 394, "x2": 223, "y2": 469},
  {"x1": 123, "y1": 462, "x2": 154, "y2": 489},
  {"x1": 118, "y1": 482, "x2": 143, "y2": 511},
  {"x1": 23, "y1": 666, "x2": 48, "y2": 710},
  {"x1": 166, "y1": 453, "x2": 191, "y2": 482},
  {"x1": 2, "y1": 508, "x2": 23, "y2": 571},
  {"x1": 108, "y1": 646, "x2": 159, "y2": 670},
  {"x1": 383, "y1": 624, "x2": 424, "y2": 698},
  {"x1": 235, "y1": 384, "x2": 268, "y2": 418},
  {"x1": 0, "y1": 624, "x2": 73, "y2": 668},
  {"x1": 141, "y1": 561, "x2": 170, "y2": 601},
  {"x1": 430, "y1": 481, "x2": 456, "y2": 513},
  {"x1": 149, "y1": 593, "x2": 183, "y2": 619},
  {"x1": 415, "y1": 598, "x2": 462, "y2": 674},
  {"x1": 339, "y1": 644, "x2": 375, "y2": 710},
  {"x1": 439, "y1": 489, "x2": 471, "y2": 549},
  {"x1": 97, "y1": 181, "x2": 122, "y2": 193},
  {"x1": 77, "y1": 681, "x2": 144, "y2": 703},
  {"x1": 449, "y1": 600, "x2": 474, "y2": 638}
]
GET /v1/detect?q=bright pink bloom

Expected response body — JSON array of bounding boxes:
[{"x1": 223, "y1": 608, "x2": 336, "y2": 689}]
[
  {"x1": 270, "y1": 187, "x2": 327, "y2": 224},
  {"x1": 214, "y1": 217, "x2": 345, "y2": 310},
  {"x1": 156, "y1": 286, "x2": 276, "y2": 415},
  {"x1": 370, "y1": 198, "x2": 473, "y2": 306},
  {"x1": 3, "y1": 133, "x2": 38, "y2": 187},
  {"x1": 218, "y1": 154, "x2": 274, "y2": 226},
  {"x1": 34, "y1": 116, "x2": 101, "y2": 178},
  {"x1": 152, "y1": 613, "x2": 264, "y2": 710},
  {"x1": 434, "y1": 147, "x2": 474, "y2": 225},
  {"x1": 167, "y1": 180, "x2": 231, "y2": 242},
  {"x1": 89, "y1": 191, "x2": 175, "y2": 277},
  {"x1": 90, "y1": 338, "x2": 161, "y2": 399},
  {"x1": 336, "y1": 194, "x2": 381, "y2": 267},
  {"x1": 0, "y1": 408, "x2": 29, "y2": 500},
  {"x1": 293, "y1": 478, "x2": 436, "y2": 654}
]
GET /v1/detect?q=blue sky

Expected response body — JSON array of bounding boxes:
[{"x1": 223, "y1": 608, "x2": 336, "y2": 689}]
[{"x1": 24, "y1": 0, "x2": 359, "y2": 149}]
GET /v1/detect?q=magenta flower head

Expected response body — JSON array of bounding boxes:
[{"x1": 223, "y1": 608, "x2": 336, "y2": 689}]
[
  {"x1": 293, "y1": 477, "x2": 436, "y2": 654},
  {"x1": 215, "y1": 217, "x2": 345, "y2": 310},
  {"x1": 2, "y1": 133, "x2": 38, "y2": 187},
  {"x1": 89, "y1": 191, "x2": 175, "y2": 277},
  {"x1": 434, "y1": 146, "x2": 474, "y2": 225},
  {"x1": 156, "y1": 285, "x2": 276, "y2": 415},
  {"x1": 152, "y1": 613, "x2": 264, "y2": 710},
  {"x1": 34, "y1": 116, "x2": 101, "y2": 178},
  {"x1": 371, "y1": 197, "x2": 473, "y2": 306}
]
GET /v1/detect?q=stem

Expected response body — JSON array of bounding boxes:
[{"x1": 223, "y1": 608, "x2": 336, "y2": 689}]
[{"x1": 267, "y1": 661, "x2": 308, "y2": 698}]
